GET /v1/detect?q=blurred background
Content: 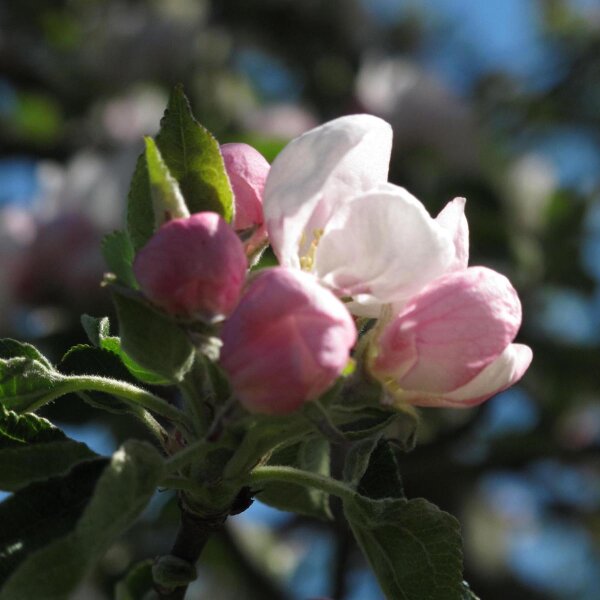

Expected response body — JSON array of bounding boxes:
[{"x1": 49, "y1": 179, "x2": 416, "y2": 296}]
[{"x1": 1, "y1": 0, "x2": 600, "y2": 598}]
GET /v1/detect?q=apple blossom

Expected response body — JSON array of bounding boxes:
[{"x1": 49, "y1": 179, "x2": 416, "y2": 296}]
[
  {"x1": 263, "y1": 114, "x2": 467, "y2": 315},
  {"x1": 220, "y1": 267, "x2": 357, "y2": 415},
  {"x1": 133, "y1": 212, "x2": 247, "y2": 321},
  {"x1": 221, "y1": 142, "x2": 270, "y2": 253},
  {"x1": 369, "y1": 266, "x2": 532, "y2": 408}
]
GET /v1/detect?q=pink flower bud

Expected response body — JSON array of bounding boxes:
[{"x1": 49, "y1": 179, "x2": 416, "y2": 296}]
[
  {"x1": 221, "y1": 143, "x2": 270, "y2": 253},
  {"x1": 133, "y1": 212, "x2": 247, "y2": 321},
  {"x1": 220, "y1": 268, "x2": 357, "y2": 415},
  {"x1": 370, "y1": 266, "x2": 532, "y2": 408}
]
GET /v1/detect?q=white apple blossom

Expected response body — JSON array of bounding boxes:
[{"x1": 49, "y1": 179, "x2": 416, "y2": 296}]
[{"x1": 263, "y1": 114, "x2": 467, "y2": 316}]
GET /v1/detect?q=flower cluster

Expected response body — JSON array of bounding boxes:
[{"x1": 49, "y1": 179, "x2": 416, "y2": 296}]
[{"x1": 133, "y1": 117, "x2": 532, "y2": 414}]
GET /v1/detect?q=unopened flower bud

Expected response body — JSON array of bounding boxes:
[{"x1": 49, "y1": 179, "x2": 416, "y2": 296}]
[
  {"x1": 369, "y1": 267, "x2": 532, "y2": 408},
  {"x1": 133, "y1": 212, "x2": 247, "y2": 321},
  {"x1": 221, "y1": 143, "x2": 270, "y2": 253},
  {"x1": 220, "y1": 268, "x2": 357, "y2": 414}
]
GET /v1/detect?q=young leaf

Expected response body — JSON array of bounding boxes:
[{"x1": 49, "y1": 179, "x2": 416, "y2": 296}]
[
  {"x1": 0, "y1": 356, "x2": 66, "y2": 414},
  {"x1": 112, "y1": 291, "x2": 195, "y2": 382},
  {"x1": 59, "y1": 344, "x2": 142, "y2": 414},
  {"x1": 144, "y1": 136, "x2": 189, "y2": 226},
  {"x1": 102, "y1": 231, "x2": 138, "y2": 288},
  {"x1": 101, "y1": 336, "x2": 171, "y2": 386},
  {"x1": 0, "y1": 458, "x2": 108, "y2": 586},
  {"x1": 0, "y1": 441, "x2": 164, "y2": 599},
  {"x1": 356, "y1": 439, "x2": 404, "y2": 500},
  {"x1": 126, "y1": 153, "x2": 154, "y2": 252},
  {"x1": 81, "y1": 315, "x2": 111, "y2": 348},
  {"x1": 344, "y1": 496, "x2": 464, "y2": 600},
  {"x1": 257, "y1": 436, "x2": 332, "y2": 520},
  {"x1": 80, "y1": 316, "x2": 170, "y2": 385},
  {"x1": 115, "y1": 559, "x2": 154, "y2": 600},
  {"x1": 343, "y1": 435, "x2": 381, "y2": 487},
  {"x1": 0, "y1": 339, "x2": 53, "y2": 370},
  {"x1": 155, "y1": 85, "x2": 234, "y2": 222},
  {"x1": 0, "y1": 406, "x2": 95, "y2": 491},
  {"x1": 329, "y1": 405, "x2": 401, "y2": 440}
]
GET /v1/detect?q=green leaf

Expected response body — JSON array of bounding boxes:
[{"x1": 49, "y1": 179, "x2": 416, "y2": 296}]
[
  {"x1": 257, "y1": 436, "x2": 332, "y2": 520},
  {"x1": 102, "y1": 337, "x2": 171, "y2": 386},
  {"x1": 115, "y1": 559, "x2": 154, "y2": 600},
  {"x1": 59, "y1": 344, "x2": 141, "y2": 414},
  {"x1": 0, "y1": 355, "x2": 65, "y2": 414},
  {"x1": 0, "y1": 406, "x2": 95, "y2": 491},
  {"x1": 126, "y1": 153, "x2": 154, "y2": 252},
  {"x1": 112, "y1": 291, "x2": 195, "y2": 382},
  {"x1": 102, "y1": 231, "x2": 138, "y2": 288},
  {"x1": 357, "y1": 439, "x2": 404, "y2": 500},
  {"x1": 344, "y1": 496, "x2": 464, "y2": 600},
  {"x1": 0, "y1": 441, "x2": 164, "y2": 599},
  {"x1": 81, "y1": 315, "x2": 111, "y2": 348},
  {"x1": 155, "y1": 85, "x2": 234, "y2": 222},
  {"x1": 144, "y1": 136, "x2": 189, "y2": 226},
  {"x1": 329, "y1": 406, "x2": 402, "y2": 440},
  {"x1": 343, "y1": 435, "x2": 381, "y2": 487},
  {"x1": 0, "y1": 339, "x2": 53, "y2": 370},
  {"x1": 81, "y1": 316, "x2": 170, "y2": 385},
  {"x1": 0, "y1": 458, "x2": 108, "y2": 586},
  {"x1": 461, "y1": 582, "x2": 481, "y2": 599}
]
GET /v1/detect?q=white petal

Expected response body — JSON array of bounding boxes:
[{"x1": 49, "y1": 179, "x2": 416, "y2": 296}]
[
  {"x1": 314, "y1": 183, "x2": 456, "y2": 310},
  {"x1": 263, "y1": 114, "x2": 392, "y2": 268},
  {"x1": 404, "y1": 343, "x2": 533, "y2": 408},
  {"x1": 435, "y1": 197, "x2": 469, "y2": 270}
]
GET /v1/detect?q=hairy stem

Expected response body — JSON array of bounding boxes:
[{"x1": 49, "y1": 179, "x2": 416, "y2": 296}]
[
  {"x1": 52, "y1": 375, "x2": 191, "y2": 428},
  {"x1": 248, "y1": 466, "x2": 357, "y2": 503}
]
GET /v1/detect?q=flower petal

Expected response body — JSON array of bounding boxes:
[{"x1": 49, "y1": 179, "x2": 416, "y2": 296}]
[
  {"x1": 264, "y1": 114, "x2": 392, "y2": 268},
  {"x1": 314, "y1": 183, "x2": 456, "y2": 310},
  {"x1": 402, "y1": 343, "x2": 533, "y2": 408},
  {"x1": 435, "y1": 197, "x2": 469, "y2": 270},
  {"x1": 372, "y1": 266, "x2": 523, "y2": 393}
]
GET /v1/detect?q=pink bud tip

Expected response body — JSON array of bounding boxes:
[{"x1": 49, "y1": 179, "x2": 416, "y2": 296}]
[
  {"x1": 221, "y1": 143, "x2": 270, "y2": 252},
  {"x1": 220, "y1": 268, "x2": 357, "y2": 415},
  {"x1": 370, "y1": 266, "x2": 532, "y2": 407},
  {"x1": 133, "y1": 212, "x2": 247, "y2": 321}
]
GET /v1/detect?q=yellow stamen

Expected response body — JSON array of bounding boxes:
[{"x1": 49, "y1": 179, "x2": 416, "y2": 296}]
[{"x1": 300, "y1": 229, "x2": 324, "y2": 271}]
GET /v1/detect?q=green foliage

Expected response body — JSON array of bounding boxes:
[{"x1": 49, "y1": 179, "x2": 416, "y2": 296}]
[
  {"x1": 257, "y1": 436, "x2": 332, "y2": 520},
  {"x1": 112, "y1": 292, "x2": 195, "y2": 382},
  {"x1": 0, "y1": 458, "x2": 108, "y2": 587},
  {"x1": 330, "y1": 405, "x2": 409, "y2": 441},
  {"x1": 81, "y1": 315, "x2": 170, "y2": 385},
  {"x1": 155, "y1": 85, "x2": 234, "y2": 223},
  {"x1": 126, "y1": 153, "x2": 154, "y2": 252},
  {"x1": 0, "y1": 340, "x2": 66, "y2": 413},
  {"x1": 0, "y1": 339, "x2": 53, "y2": 370},
  {"x1": 59, "y1": 344, "x2": 142, "y2": 414},
  {"x1": 0, "y1": 406, "x2": 95, "y2": 491},
  {"x1": 126, "y1": 85, "x2": 234, "y2": 252},
  {"x1": 102, "y1": 231, "x2": 138, "y2": 288},
  {"x1": 344, "y1": 496, "x2": 464, "y2": 600},
  {"x1": 0, "y1": 441, "x2": 164, "y2": 600},
  {"x1": 356, "y1": 439, "x2": 404, "y2": 500},
  {"x1": 144, "y1": 136, "x2": 189, "y2": 226},
  {"x1": 115, "y1": 559, "x2": 154, "y2": 600}
]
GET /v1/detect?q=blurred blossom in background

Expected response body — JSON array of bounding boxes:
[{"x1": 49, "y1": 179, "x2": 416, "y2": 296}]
[{"x1": 2, "y1": 0, "x2": 600, "y2": 598}]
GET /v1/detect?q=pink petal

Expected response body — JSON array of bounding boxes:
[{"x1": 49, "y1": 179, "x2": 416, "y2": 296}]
[
  {"x1": 221, "y1": 143, "x2": 270, "y2": 232},
  {"x1": 372, "y1": 266, "x2": 523, "y2": 393},
  {"x1": 220, "y1": 268, "x2": 357, "y2": 414},
  {"x1": 404, "y1": 343, "x2": 533, "y2": 408}
]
